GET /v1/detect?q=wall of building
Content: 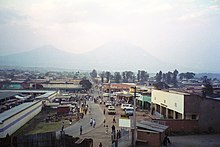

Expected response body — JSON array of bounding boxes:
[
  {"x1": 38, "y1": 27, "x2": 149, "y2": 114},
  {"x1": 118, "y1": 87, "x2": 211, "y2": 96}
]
[
  {"x1": 152, "y1": 90, "x2": 185, "y2": 114},
  {"x1": 0, "y1": 101, "x2": 42, "y2": 138},
  {"x1": 199, "y1": 98, "x2": 220, "y2": 132},
  {"x1": 152, "y1": 119, "x2": 199, "y2": 133},
  {"x1": 184, "y1": 95, "x2": 201, "y2": 119},
  {"x1": 137, "y1": 129, "x2": 163, "y2": 147}
]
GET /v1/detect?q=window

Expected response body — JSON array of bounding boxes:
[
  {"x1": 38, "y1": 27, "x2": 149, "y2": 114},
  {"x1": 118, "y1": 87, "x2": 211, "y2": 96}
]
[{"x1": 175, "y1": 103, "x2": 177, "y2": 107}]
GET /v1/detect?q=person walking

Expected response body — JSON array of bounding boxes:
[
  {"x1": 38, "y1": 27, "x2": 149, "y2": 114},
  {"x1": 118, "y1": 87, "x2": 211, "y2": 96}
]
[
  {"x1": 112, "y1": 125, "x2": 116, "y2": 139},
  {"x1": 116, "y1": 130, "x2": 119, "y2": 139},
  {"x1": 93, "y1": 119, "x2": 96, "y2": 128},
  {"x1": 106, "y1": 125, "x2": 108, "y2": 134},
  {"x1": 99, "y1": 142, "x2": 103, "y2": 147},
  {"x1": 80, "y1": 125, "x2": 82, "y2": 135},
  {"x1": 113, "y1": 116, "x2": 116, "y2": 123},
  {"x1": 61, "y1": 121, "x2": 64, "y2": 132},
  {"x1": 90, "y1": 118, "x2": 93, "y2": 126}
]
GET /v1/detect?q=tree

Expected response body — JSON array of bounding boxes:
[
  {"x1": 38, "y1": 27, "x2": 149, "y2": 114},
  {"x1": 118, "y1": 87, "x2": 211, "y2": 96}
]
[
  {"x1": 79, "y1": 79, "x2": 92, "y2": 90},
  {"x1": 138, "y1": 70, "x2": 149, "y2": 83},
  {"x1": 172, "y1": 69, "x2": 178, "y2": 86},
  {"x1": 166, "y1": 72, "x2": 172, "y2": 84},
  {"x1": 202, "y1": 83, "x2": 213, "y2": 97},
  {"x1": 122, "y1": 72, "x2": 126, "y2": 82},
  {"x1": 155, "y1": 71, "x2": 162, "y2": 82},
  {"x1": 114, "y1": 72, "x2": 121, "y2": 83},
  {"x1": 178, "y1": 72, "x2": 195, "y2": 80},
  {"x1": 185, "y1": 72, "x2": 195, "y2": 79},
  {"x1": 100, "y1": 71, "x2": 105, "y2": 83},
  {"x1": 137, "y1": 70, "x2": 141, "y2": 82},
  {"x1": 179, "y1": 73, "x2": 185, "y2": 80},
  {"x1": 90, "y1": 69, "x2": 97, "y2": 78},
  {"x1": 105, "y1": 71, "x2": 111, "y2": 83}
]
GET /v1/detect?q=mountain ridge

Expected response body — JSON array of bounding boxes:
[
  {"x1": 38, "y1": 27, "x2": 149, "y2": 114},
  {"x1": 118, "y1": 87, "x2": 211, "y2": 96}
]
[{"x1": 0, "y1": 42, "x2": 188, "y2": 72}]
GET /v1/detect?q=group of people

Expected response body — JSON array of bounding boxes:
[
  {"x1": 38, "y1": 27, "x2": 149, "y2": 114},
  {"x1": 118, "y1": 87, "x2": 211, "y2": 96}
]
[
  {"x1": 111, "y1": 125, "x2": 121, "y2": 141},
  {"x1": 90, "y1": 118, "x2": 96, "y2": 128}
]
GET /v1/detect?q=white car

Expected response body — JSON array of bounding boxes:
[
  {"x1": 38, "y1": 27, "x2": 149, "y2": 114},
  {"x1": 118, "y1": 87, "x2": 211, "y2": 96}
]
[
  {"x1": 121, "y1": 104, "x2": 132, "y2": 110},
  {"x1": 105, "y1": 101, "x2": 112, "y2": 107},
  {"x1": 107, "y1": 106, "x2": 116, "y2": 115},
  {"x1": 125, "y1": 107, "x2": 134, "y2": 116}
]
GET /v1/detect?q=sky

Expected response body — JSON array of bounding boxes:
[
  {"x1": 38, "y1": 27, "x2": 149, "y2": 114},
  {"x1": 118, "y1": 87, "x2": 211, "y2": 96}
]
[{"x1": 0, "y1": 0, "x2": 220, "y2": 72}]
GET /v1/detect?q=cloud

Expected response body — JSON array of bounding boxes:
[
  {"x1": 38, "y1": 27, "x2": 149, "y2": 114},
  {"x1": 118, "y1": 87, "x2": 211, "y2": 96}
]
[{"x1": 0, "y1": 7, "x2": 27, "y2": 24}]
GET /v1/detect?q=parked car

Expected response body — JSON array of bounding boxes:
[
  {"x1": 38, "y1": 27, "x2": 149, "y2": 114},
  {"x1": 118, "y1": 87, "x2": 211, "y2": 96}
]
[
  {"x1": 125, "y1": 107, "x2": 134, "y2": 116},
  {"x1": 121, "y1": 104, "x2": 132, "y2": 110},
  {"x1": 107, "y1": 106, "x2": 116, "y2": 115}
]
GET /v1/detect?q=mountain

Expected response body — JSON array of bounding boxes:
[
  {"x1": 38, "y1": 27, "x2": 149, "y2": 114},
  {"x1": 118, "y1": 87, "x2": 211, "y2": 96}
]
[
  {"x1": 83, "y1": 42, "x2": 175, "y2": 71},
  {"x1": 0, "y1": 45, "x2": 83, "y2": 69},
  {"x1": 0, "y1": 43, "x2": 176, "y2": 72}
]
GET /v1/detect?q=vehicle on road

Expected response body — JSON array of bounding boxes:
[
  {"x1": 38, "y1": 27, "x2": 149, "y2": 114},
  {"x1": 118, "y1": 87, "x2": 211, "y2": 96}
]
[
  {"x1": 121, "y1": 104, "x2": 132, "y2": 110},
  {"x1": 125, "y1": 107, "x2": 134, "y2": 116},
  {"x1": 107, "y1": 106, "x2": 116, "y2": 115},
  {"x1": 105, "y1": 101, "x2": 112, "y2": 107}
]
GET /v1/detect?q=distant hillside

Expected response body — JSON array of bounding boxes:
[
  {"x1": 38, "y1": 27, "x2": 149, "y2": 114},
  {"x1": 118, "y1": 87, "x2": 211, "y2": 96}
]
[{"x1": 0, "y1": 42, "x2": 184, "y2": 72}]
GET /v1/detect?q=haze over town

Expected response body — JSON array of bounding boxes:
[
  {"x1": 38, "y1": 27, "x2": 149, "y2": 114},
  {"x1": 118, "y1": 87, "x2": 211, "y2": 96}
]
[{"x1": 0, "y1": 0, "x2": 220, "y2": 73}]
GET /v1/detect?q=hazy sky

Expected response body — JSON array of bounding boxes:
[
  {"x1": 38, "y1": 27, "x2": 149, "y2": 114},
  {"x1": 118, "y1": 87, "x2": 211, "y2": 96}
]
[{"x1": 0, "y1": 0, "x2": 219, "y2": 72}]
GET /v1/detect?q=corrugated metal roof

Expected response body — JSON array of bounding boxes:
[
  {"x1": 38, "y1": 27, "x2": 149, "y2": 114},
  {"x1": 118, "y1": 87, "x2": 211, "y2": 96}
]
[
  {"x1": 0, "y1": 92, "x2": 19, "y2": 101},
  {"x1": 137, "y1": 120, "x2": 168, "y2": 133},
  {"x1": 0, "y1": 101, "x2": 40, "y2": 123}
]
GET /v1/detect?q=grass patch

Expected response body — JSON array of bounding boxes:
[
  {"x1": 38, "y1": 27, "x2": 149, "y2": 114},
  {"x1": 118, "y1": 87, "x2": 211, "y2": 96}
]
[
  {"x1": 27, "y1": 122, "x2": 62, "y2": 134},
  {"x1": 13, "y1": 107, "x2": 77, "y2": 136}
]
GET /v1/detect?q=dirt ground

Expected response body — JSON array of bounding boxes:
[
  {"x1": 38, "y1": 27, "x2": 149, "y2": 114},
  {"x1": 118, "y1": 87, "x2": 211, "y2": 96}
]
[
  {"x1": 81, "y1": 103, "x2": 149, "y2": 147},
  {"x1": 168, "y1": 134, "x2": 220, "y2": 147}
]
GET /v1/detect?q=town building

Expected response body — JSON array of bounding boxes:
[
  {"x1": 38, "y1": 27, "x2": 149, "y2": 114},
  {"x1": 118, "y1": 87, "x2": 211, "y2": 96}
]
[
  {"x1": 0, "y1": 90, "x2": 57, "y2": 138},
  {"x1": 151, "y1": 89, "x2": 220, "y2": 132}
]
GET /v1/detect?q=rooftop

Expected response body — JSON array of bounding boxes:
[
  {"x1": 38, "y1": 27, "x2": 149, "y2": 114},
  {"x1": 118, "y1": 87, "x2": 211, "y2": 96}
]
[
  {"x1": 137, "y1": 120, "x2": 168, "y2": 133},
  {"x1": 0, "y1": 92, "x2": 19, "y2": 101},
  {"x1": 0, "y1": 101, "x2": 40, "y2": 123}
]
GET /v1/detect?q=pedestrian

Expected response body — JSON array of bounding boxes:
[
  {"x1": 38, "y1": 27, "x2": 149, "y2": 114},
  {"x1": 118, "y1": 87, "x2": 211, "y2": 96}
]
[
  {"x1": 61, "y1": 121, "x2": 64, "y2": 132},
  {"x1": 103, "y1": 108, "x2": 106, "y2": 115},
  {"x1": 116, "y1": 130, "x2": 119, "y2": 139},
  {"x1": 111, "y1": 125, "x2": 115, "y2": 133},
  {"x1": 93, "y1": 119, "x2": 96, "y2": 128},
  {"x1": 69, "y1": 118, "x2": 72, "y2": 125},
  {"x1": 85, "y1": 108, "x2": 87, "y2": 115},
  {"x1": 106, "y1": 125, "x2": 108, "y2": 134},
  {"x1": 163, "y1": 135, "x2": 171, "y2": 146},
  {"x1": 111, "y1": 125, "x2": 116, "y2": 139},
  {"x1": 103, "y1": 119, "x2": 106, "y2": 127},
  {"x1": 118, "y1": 130, "x2": 121, "y2": 138},
  {"x1": 113, "y1": 116, "x2": 116, "y2": 123},
  {"x1": 99, "y1": 142, "x2": 102, "y2": 147},
  {"x1": 90, "y1": 118, "x2": 93, "y2": 126},
  {"x1": 80, "y1": 125, "x2": 82, "y2": 135}
]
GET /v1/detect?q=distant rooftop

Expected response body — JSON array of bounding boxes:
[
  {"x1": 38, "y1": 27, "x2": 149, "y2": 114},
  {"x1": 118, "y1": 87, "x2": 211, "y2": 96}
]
[{"x1": 0, "y1": 92, "x2": 19, "y2": 101}]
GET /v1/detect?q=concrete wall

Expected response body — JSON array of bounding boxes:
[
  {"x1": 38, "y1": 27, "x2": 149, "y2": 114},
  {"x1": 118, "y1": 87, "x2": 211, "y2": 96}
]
[
  {"x1": 153, "y1": 119, "x2": 199, "y2": 133},
  {"x1": 184, "y1": 95, "x2": 201, "y2": 114},
  {"x1": 0, "y1": 101, "x2": 42, "y2": 138},
  {"x1": 137, "y1": 129, "x2": 164, "y2": 147},
  {"x1": 199, "y1": 98, "x2": 220, "y2": 132}
]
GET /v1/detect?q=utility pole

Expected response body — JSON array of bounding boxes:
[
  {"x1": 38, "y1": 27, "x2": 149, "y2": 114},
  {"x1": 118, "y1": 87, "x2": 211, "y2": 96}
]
[{"x1": 133, "y1": 86, "x2": 137, "y2": 147}]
